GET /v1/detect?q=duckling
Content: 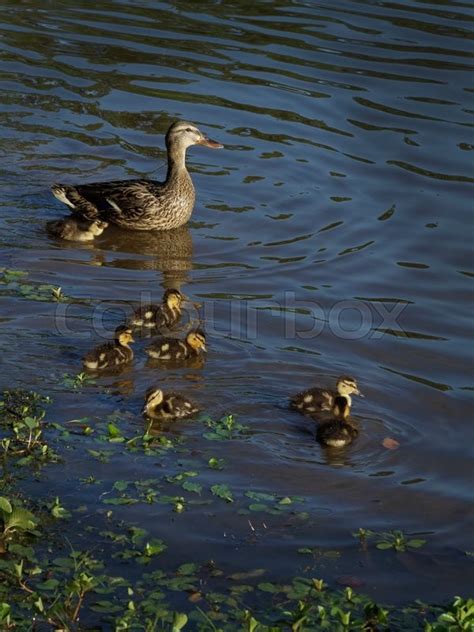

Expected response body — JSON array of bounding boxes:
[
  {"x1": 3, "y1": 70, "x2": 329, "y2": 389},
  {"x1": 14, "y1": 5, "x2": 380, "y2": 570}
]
[
  {"x1": 146, "y1": 329, "x2": 206, "y2": 361},
  {"x1": 142, "y1": 387, "x2": 200, "y2": 421},
  {"x1": 129, "y1": 288, "x2": 184, "y2": 330},
  {"x1": 83, "y1": 325, "x2": 135, "y2": 371},
  {"x1": 290, "y1": 375, "x2": 363, "y2": 416},
  {"x1": 46, "y1": 218, "x2": 108, "y2": 241},
  {"x1": 316, "y1": 396, "x2": 359, "y2": 448},
  {"x1": 51, "y1": 120, "x2": 223, "y2": 231}
]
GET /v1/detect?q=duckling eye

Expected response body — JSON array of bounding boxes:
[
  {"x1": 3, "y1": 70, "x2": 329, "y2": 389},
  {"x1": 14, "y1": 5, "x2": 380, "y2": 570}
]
[{"x1": 186, "y1": 127, "x2": 194, "y2": 133}]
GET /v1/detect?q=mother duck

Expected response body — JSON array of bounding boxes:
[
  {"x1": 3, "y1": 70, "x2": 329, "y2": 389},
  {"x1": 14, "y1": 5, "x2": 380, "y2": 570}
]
[{"x1": 51, "y1": 120, "x2": 223, "y2": 231}]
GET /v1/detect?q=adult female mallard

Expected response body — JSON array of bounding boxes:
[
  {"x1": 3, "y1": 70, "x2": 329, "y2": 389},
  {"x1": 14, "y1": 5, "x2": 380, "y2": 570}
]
[
  {"x1": 290, "y1": 375, "x2": 363, "y2": 416},
  {"x1": 316, "y1": 396, "x2": 359, "y2": 448},
  {"x1": 51, "y1": 120, "x2": 223, "y2": 231},
  {"x1": 142, "y1": 387, "x2": 200, "y2": 421}
]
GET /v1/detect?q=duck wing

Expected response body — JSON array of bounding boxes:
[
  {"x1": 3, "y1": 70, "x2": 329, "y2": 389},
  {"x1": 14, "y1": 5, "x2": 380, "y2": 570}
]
[{"x1": 52, "y1": 179, "x2": 164, "y2": 223}]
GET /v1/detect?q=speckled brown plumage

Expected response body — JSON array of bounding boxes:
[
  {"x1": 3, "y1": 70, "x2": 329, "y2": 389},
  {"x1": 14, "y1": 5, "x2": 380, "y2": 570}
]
[
  {"x1": 142, "y1": 387, "x2": 200, "y2": 421},
  {"x1": 51, "y1": 120, "x2": 223, "y2": 231},
  {"x1": 290, "y1": 375, "x2": 362, "y2": 416},
  {"x1": 316, "y1": 397, "x2": 359, "y2": 448},
  {"x1": 146, "y1": 330, "x2": 207, "y2": 362}
]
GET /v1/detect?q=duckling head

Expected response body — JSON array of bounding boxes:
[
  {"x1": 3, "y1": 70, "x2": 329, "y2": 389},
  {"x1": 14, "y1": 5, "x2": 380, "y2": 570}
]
[
  {"x1": 166, "y1": 120, "x2": 223, "y2": 151},
  {"x1": 332, "y1": 395, "x2": 351, "y2": 419},
  {"x1": 186, "y1": 329, "x2": 207, "y2": 352},
  {"x1": 163, "y1": 288, "x2": 183, "y2": 310},
  {"x1": 336, "y1": 376, "x2": 363, "y2": 398},
  {"x1": 143, "y1": 387, "x2": 164, "y2": 414},
  {"x1": 115, "y1": 325, "x2": 135, "y2": 346},
  {"x1": 90, "y1": 220, "x2": 109, "y2": 235}
]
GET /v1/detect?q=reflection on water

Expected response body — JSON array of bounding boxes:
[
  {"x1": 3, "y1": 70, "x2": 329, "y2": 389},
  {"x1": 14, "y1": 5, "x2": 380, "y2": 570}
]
[{"x1": 1, "y1": 0, "x2": 473, "y2": 605}]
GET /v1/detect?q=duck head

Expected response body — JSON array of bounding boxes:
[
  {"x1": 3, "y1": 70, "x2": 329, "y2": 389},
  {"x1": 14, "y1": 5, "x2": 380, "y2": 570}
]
[
  {"x1": 166, "y1": 120, "x2": 223, "y2": 150},
  {"x1": 163, "y1": 288, "x2": 184, "y2": 310},
  {"x1": 336, "y1": 376, "x2": 363, "y2": 398},
  {"x1": 186, "y1": 329, "x2": 207, "y2": 352},
  {"x1": 143, "y1": 387, "x2": 164, "y2": 414},
  {"x1": 115, "y1": 325, "x2": 135, "y2": 346}
]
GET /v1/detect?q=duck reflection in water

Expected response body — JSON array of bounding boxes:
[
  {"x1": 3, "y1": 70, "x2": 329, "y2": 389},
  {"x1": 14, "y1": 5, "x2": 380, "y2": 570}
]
[{"x1": 91, "y1": 223, "x2": 194, "y2": 290}]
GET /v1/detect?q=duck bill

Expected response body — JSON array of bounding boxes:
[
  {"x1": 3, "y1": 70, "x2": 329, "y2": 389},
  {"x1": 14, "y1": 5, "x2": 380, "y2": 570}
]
[
  {"x1": 197, "y1": 136, "x2": 223, "y2": 149},
  {"x1": 355, "y1": 389, "x2": 364, "y2": 397}
]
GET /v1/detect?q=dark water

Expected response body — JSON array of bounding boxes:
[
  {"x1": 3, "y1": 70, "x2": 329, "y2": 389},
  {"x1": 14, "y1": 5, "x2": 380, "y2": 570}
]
[{"x1": 1, "y1": 0, "x2": 473, "y2": 606}]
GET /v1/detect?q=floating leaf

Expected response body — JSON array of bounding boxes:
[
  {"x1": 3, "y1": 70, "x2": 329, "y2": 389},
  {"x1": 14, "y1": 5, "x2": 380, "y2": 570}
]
[
  {"x1": 248, "y1": 503, "x2": 268, "y2": 513},
  {"x1": 182, "y1": 481, "x2": 202, "y2": 494},
  {"x1": 407, "y1": 538, "x2": 426, "y2": 548},
  {"x1": 382, "y1": 437, "x2": 400, "y2": 450},
  {"x1": 228, "y1": 568, "x2": 266, "y2": 581},
  {"x1": 208, "y1": 457, "x2": 224, "y2": 470},
  {"x1": 258, "y1": 582, "x2": 280, "y2": 593},
  {"x1": 177, "y1": 563, "x2": 198, "y2": 575},
  {"x1": 376, "y1": 542, "x2": 393, "y2": 550},
  {"x1": 211, "y1": 484, "x2": 233, "y2": 503},
  {"x1": 245, "y1": 491, "x2": 275, "y2": 502}
]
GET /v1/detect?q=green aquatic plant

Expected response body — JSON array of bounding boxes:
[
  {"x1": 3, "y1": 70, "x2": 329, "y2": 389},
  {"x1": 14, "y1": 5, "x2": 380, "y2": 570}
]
[
  {"x1": 352, "y1": 528, "x2": 426, "y2": 552},
  {"x1": 0, "y1": 390, "x2": 57, "y2": 466},
  {"x1": 0, "y1": 268, "x2": 72, "y2": 302},
  {"x1": 425, "y1": 596, "x2": 474, "y2": 632},
  {"x1": 61, "y1": 372, "x2": 96, "y2": 389},
  {"x1": 203, "y1": 414, "x2": 249, "y2": 441},
  {"x1": 0, "y1": 496, "x2": 37, "y2": 546}
]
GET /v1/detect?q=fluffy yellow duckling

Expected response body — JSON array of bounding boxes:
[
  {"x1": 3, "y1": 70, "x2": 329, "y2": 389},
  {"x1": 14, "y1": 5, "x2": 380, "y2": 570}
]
[
  {"x1": 83, "y1": 325, "x2": 135, "y2": 371},
  {"x1": 129, "y1": 288, "x2": 184, "y2": 330},
  {"x1": 291, "y1": 375, "x2": 363, "y2": 415},
  {"x1": 46, "y1": 218, "x2": 108, "y2": 241},
  {"x1": 316, "y1": 396, "x2": 359, "y2": 448},
  {"x1": 146, "y1": 329, "x2": 206, "y2": 362},
  {"x1": 142, "y1": 387, "x2": 200, "y2": 421}
]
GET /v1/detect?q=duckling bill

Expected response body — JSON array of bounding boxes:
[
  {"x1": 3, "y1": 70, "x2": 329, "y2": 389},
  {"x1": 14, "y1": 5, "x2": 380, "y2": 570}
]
[
  {"x1": 83, "y1": 325, "x2": 135, "y2": 371},
  {"x1": 291, "y1": 375, "x2": 363, "y2": 416},
  {"x1": 142, "y1": 387, "x2": 200, "y2": 421},
  {"x1": 146, "y1": 329, "x2": 207, "y2": 361},
  {"x1": 129, "y1": 288, "x2": 184, "y2": 331},
  {"x1": 51, "y1": 120, "x2": 223, "y2": 231}
]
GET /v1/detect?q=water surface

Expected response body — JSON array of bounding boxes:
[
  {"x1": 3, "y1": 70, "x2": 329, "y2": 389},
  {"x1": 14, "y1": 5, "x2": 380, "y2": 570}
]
[{"x1": 1, "y1": 0, "x2": 473, "y2": 608}]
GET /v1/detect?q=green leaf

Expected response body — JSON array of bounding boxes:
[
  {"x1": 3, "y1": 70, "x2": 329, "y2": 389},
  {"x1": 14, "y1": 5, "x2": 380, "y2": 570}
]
[
  {"x1": 37, "y1": 578, "x2": 60, "y2": 590},
  {"x1": 248, "y1": 503, "x2": 268, "y2": 513},
  {"x1": 182, "y1": 481, "x2": 202, "y2": 494},
  {"x1": 171, "y1": 612, "x2": 188, "y2": 631},
  {"x1": 208, "y1": 457, "x2": 224, "y2": 470},
  {"x1": 407, "y1": 539, "x2": 426, "y2": 548},
  {"x1": 177, "y1": 563, "x2": 198, "y2": 575},
  {"x1": 107, "y1": 422, "x2": 122, "y2": 438},
  {"x1": 4, "y1": 507, "x2": 37, "y2": 532},
  {"x1": 376, "y1": 542, "x2": 393, "y2": 550},
  {"x1": 0, "y1": 497, "x2": 12, "y2": 514},
  {"x1": 113, "y1": 480, "x2": 129, "y2": 492},
  {"x1": 258, "y1": 582, "x2": 280, "y2": 593},
  {"x1": 211, "y1": 484, "x2": 233, "y2": 503}
]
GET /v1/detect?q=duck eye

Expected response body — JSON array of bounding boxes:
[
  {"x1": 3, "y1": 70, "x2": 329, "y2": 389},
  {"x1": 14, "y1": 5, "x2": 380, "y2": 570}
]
[{"x1": 186, "y1": 127, "x2": 194, "y2": 133}]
